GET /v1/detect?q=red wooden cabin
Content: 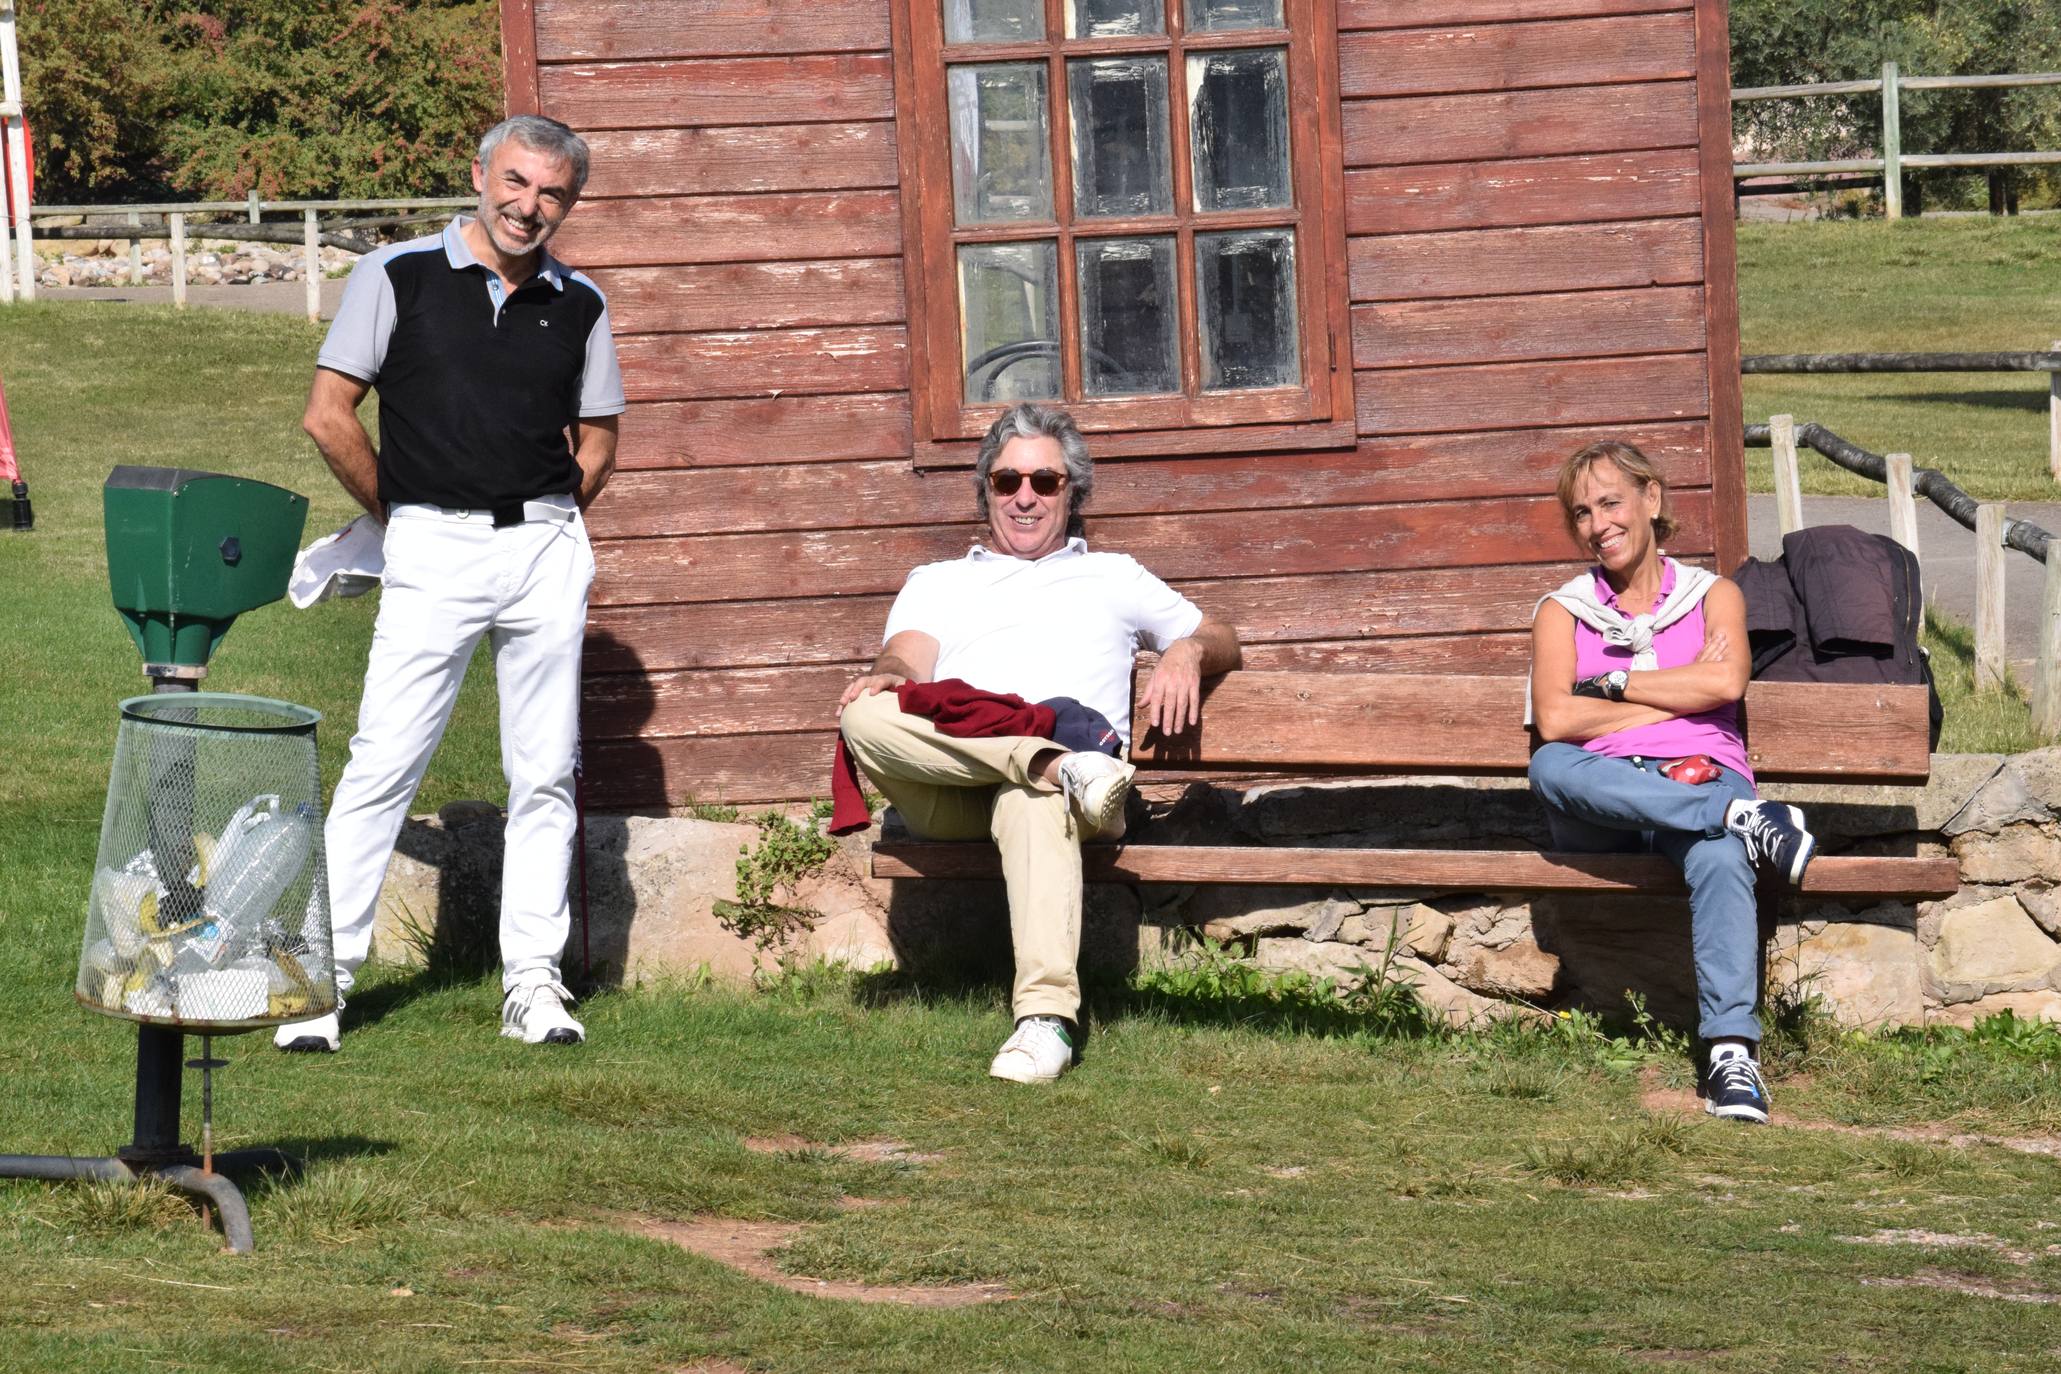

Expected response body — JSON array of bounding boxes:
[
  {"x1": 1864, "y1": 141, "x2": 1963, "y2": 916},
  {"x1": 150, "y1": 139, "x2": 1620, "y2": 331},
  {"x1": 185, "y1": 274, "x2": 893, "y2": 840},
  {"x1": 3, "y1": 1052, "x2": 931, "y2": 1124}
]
[{"x1": 502, "y1": 0, "x2": 1745, "y2": 809}]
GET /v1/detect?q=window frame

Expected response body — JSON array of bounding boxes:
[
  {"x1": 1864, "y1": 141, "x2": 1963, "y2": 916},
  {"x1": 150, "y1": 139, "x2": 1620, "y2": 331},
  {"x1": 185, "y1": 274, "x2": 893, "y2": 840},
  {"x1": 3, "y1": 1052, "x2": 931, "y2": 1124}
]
[{"x1": 890, "y1": 0, "x2": 1356, "y2": 465}]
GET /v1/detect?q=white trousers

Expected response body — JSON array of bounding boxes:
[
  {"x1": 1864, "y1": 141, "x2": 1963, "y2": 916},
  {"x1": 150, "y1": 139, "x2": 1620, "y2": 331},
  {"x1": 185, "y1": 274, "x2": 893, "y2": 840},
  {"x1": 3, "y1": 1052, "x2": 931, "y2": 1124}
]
[{"x1": 324, "y1": 499, "x2": 594, "y2": 996}]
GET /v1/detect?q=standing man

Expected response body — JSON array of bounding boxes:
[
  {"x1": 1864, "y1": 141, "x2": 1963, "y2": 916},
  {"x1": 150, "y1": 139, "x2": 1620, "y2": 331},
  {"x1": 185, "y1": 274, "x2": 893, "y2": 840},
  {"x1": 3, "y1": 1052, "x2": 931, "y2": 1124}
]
[
  {"x1": 275, "y1": 115, "x2": 624, "y2": 1052},
  {"x1": 837, "y1": 403, "x2": 1240, "y2": 1084}
]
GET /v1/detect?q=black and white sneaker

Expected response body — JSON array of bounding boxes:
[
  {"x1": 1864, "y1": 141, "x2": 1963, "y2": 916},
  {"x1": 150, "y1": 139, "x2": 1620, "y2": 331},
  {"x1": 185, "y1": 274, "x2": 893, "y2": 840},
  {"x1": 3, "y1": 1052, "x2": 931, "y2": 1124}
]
[
  {"x1": 501, "y1": 980, "x2": 585, "y2": 1045},
  {"x1": 1726, "y1": 799, "x2": 1816, "y2": 886},
  {"x1": 1702, "y1": 1045, "x2": 1771, "y2": 1125},
  {"x1": 273, "y1": 1009, "x2": 341, "y2": 1053}
]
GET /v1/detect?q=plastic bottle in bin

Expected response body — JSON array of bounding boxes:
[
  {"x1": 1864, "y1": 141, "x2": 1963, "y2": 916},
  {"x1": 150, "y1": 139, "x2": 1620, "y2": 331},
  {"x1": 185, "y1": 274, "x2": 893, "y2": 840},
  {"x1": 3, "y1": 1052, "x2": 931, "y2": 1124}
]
[{"x1": 190, "y1": 795, "x2": 315, "y2": 967}]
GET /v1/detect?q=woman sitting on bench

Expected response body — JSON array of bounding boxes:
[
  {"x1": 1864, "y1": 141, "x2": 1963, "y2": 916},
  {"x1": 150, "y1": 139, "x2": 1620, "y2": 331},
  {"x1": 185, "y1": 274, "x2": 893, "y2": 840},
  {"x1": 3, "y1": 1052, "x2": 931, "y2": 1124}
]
[{"x1": 1528, "y1": 441, "x2": 1815, "y2": 1126}]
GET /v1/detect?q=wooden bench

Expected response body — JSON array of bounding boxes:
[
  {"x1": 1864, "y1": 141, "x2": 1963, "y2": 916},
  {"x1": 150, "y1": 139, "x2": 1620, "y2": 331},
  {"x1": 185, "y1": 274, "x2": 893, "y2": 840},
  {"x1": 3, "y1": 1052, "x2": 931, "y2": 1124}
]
[{"x1": 870, "y1": 670, "x2": 1960, "y2": 900}]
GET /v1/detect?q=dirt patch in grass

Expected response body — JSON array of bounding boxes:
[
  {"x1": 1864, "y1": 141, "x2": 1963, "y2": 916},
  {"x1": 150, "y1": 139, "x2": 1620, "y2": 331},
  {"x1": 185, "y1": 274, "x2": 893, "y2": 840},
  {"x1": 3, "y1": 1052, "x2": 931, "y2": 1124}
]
[
  {"x1": 1637, "y1": 1072, "x2": 2061, "y2": 1158},
  {"x1": 611, "y1": 1212, "x2": 1014, "y2": 1308},
  {"x1": 1837, "y1": 1228, "x2": 2061, "y2": 1265},
  {"x1": 1861, "y1": 1269, "x2": 2061, "y2": 1304},
  {"x1": 1630, "y1": 1351, "x2": 1721, "y2": 1364},
  {"x1": 740, "y1": 1135, "x2": 944, "y2": 1164}
]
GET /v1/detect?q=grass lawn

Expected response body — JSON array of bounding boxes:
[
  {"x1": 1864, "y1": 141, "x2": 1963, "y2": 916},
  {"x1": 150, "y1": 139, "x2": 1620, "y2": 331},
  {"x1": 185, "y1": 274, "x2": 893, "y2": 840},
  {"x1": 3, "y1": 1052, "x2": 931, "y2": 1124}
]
[
  {"x1": 3, "y1": 303, "x2": 2059, "y2": 1371},
  {"x1": 1738, "y1": 218, "x2": 2061, "y2": 502}
]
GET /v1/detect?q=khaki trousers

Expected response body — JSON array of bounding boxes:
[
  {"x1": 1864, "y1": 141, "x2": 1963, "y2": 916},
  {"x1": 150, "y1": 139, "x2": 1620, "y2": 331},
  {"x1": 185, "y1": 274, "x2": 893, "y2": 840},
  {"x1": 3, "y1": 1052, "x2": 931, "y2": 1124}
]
[{"x1": 839, "y1": 689, "x2": 1083, "y2": 1021}]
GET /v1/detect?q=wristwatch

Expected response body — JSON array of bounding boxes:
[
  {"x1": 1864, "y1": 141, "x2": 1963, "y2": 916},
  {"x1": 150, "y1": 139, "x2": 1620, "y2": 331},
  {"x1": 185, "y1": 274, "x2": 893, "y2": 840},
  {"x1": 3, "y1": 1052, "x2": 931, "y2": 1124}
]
[{"x1": 1574, "y1": 669, "x2": 1630, "y2": 701}]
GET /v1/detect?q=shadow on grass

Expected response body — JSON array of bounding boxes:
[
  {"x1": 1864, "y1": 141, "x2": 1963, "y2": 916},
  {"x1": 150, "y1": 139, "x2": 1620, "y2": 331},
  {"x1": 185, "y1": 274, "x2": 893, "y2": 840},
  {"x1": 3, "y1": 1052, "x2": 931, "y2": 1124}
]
[
  {"x1": 1088, "y1": 977, "x2": 1443, "y2": 1042},
  {"x1": 341, "y1": 966, "x2": 472, "y2": 1031},
  {"x1": 1866, "y1": 388, "x2": 2048, "y2": 412},
  {"x1": 260, "y1": 1134, "x2": 398, "y2": 1168},
  {"x1": 230, "y1": 1134, "x2": 400, "y2": 1196},
  {"x1": 844, "y1": 958, "x2": 1445, "y2": 1045}
]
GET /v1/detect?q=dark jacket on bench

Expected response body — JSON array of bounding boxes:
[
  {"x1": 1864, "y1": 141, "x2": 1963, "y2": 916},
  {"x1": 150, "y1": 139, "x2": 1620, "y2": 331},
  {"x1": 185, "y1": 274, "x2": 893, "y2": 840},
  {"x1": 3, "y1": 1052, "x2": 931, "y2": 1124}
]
[{"x1": 1731, "y1": 524, "x2": 1941, "y2": 746}]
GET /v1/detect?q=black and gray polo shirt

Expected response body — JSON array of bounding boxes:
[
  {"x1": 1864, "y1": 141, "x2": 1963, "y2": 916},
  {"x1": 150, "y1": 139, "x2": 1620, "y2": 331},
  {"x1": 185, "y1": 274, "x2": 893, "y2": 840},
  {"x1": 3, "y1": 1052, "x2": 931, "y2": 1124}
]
[{"x1": 315, "y1": 217, "x2": 627, "y2": 511}]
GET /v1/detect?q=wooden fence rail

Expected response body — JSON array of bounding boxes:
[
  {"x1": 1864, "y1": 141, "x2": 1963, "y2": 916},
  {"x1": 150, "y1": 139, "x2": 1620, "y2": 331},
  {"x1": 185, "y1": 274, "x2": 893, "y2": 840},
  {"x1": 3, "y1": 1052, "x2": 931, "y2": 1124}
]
[
  {"x1": 1732, "y1": 63, "x2": 2061, "y2": 217},
  {"x1": 1741, "y1": 348, "x2": 2061, "y2": 482},
  {"x1": 1746, "y1": 417, "x2": 2061, "y2": 737},
  {"x1": 3, "y1": 195, "x2": 470, "y2": 318}
]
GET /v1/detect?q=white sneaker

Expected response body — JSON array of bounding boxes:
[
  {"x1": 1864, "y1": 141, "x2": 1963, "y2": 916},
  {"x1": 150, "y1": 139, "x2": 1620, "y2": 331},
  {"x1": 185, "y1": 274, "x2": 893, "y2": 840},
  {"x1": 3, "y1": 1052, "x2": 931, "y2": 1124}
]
[
  {"x1": 501, "y1": 980, "x2": 585, "y2": 1045},
  {"x1": 273, "y1": 1009, "x2": 341, "y2": 1053},
  {"x1": 1056, "y1": 751, "x2": 1133, "y2": 840},
  {"x1": 988, "y1": 1016, "x2": 1074, "y2": 1084}
]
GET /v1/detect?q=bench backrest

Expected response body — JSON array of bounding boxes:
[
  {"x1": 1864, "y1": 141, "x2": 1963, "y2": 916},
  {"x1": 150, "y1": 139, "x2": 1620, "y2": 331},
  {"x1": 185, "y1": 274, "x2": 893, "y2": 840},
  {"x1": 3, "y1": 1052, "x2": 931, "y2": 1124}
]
[{"x1": 1128, "y1": 669, "x2": 1933, "y2": 783}]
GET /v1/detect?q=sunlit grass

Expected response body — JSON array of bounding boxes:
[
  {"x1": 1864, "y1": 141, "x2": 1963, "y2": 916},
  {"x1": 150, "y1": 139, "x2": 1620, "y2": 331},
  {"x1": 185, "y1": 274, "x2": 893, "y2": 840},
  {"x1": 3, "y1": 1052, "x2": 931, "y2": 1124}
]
[{"x1": 1739, "y1": 218, "x2": 2061, "y2": 502}]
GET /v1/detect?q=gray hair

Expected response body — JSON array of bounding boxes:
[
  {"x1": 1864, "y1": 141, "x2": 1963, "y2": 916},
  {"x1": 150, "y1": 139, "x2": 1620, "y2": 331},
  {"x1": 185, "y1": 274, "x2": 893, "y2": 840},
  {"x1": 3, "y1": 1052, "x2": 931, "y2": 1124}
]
[
  {"x1": 972, "y1": 403, "x2": 1094, "y2": 531},
  {"x1": 477, "y1": 115, "x2": 591, "y2": 196}
]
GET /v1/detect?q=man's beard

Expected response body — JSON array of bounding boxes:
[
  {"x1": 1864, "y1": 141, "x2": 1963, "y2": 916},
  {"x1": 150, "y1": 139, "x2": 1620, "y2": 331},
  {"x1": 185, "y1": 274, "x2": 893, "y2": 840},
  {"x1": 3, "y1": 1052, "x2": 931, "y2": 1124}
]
[{"x1": 476, "y1": 194, "x2": 554, "y2": 258}]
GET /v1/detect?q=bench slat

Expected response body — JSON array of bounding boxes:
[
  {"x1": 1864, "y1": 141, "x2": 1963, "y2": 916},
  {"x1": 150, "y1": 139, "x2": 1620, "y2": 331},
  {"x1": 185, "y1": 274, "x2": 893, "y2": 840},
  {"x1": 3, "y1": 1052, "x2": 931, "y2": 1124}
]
[
  {"x1": 871, "y1": 842, "x2": 1960, "y2": 898},
  {"x1": 1128, "y1": 671, "x2": 1933, "y2": 783}
]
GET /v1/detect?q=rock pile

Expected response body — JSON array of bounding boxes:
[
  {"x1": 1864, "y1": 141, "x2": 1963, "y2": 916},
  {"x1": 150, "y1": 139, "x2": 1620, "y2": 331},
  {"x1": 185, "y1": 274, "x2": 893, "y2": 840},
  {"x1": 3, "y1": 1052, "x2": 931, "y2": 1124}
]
[
  {"x1": 33, "y1": 239, "x2": 359, "y2": 289},
  {"x1": 362, "y1": 749, "x2": 2061, "y2": 1032}
]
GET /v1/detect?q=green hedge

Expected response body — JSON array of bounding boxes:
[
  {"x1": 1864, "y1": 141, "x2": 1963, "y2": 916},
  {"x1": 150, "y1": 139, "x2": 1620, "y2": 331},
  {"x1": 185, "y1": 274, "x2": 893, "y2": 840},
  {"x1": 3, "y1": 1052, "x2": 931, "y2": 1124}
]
[
  {"x1": 1731, "y1": 0, "x2": 2061, "y2": 210},
  {"x1": 22, "y1": 0, "x2": 499, "y2": 203}
]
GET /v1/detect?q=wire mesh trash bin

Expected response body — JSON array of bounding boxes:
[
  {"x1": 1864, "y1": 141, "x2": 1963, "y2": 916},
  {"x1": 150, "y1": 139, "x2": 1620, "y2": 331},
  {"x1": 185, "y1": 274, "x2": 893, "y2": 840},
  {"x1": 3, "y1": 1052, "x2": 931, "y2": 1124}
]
[{"x1": 79, "y1": 693, "x2": 335, "y2": 1029}]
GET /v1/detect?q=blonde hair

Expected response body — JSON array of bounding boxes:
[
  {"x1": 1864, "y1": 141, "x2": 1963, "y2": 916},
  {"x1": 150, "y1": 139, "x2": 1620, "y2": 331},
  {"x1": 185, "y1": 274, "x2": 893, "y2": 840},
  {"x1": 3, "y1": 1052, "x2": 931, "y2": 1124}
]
[{"x1": 1556, "y1": 441, "x2": 1676, "y2": 545}]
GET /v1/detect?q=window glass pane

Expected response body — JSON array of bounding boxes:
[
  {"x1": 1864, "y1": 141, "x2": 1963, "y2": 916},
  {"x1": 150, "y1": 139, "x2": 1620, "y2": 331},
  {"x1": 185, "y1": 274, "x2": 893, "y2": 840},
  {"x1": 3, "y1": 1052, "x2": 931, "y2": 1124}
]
[
  {"x1": 1066, "y1": 0, "x2": 1163, "y2": 38},
  {"x1": 1187, "y1": 48, "x2": 1291, "y2": 212},
  {"x1": 1184, "y1": 0, "x2": 1283, "y2": 31},
  {"x1": 1067, "y1": 58, "x2": 1172, "y2": 218},
  {"x1": 1197, "y1": 229, "x2": 1298, "y2": 390},
  {"x1": 960, "y1": 242, "x2": 1061, "y2": 402},
  {"x1": 949, "y1": 64, "x2": 1054, "y2": 225},
  {"x1": 944, "y1": 0, "x2": 1044, "y2": 43},
  {"x1": 1077, "y1": 237, "x2": 1179, "y2": 396}
]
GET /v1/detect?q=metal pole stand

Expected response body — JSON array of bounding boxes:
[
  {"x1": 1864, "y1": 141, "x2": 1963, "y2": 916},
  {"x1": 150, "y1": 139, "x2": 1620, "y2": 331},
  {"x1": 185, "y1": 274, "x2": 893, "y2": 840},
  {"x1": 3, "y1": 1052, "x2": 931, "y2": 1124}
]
[
  {"x1": 0, "y1": 669, "x2": 301, "y2": 1253},
  {"x1": 0, "y1": 1025, "x2": 298, "y2": 1254}
]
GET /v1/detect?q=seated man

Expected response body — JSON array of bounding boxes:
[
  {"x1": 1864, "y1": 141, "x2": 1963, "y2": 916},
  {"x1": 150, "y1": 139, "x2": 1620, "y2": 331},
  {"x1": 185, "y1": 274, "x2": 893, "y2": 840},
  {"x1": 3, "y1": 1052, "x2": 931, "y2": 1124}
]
[{"x1": 837, "y1": 403, "x2": 1240, "y2": 1084}]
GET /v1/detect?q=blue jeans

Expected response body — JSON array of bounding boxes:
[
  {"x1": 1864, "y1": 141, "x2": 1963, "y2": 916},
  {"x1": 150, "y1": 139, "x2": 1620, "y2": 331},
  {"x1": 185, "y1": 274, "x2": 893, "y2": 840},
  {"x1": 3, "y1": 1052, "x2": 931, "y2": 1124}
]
[{"x1": 1527, "y1": 742, "x2": 1761, "y2": 1043}]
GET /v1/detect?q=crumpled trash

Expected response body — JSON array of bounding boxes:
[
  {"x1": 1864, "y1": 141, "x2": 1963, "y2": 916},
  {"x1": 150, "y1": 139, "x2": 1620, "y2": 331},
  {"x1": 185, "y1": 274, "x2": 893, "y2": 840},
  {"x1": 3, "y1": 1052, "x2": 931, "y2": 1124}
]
[{"x1": 288, "y1": 513, "x2": 385, "y2": 608}]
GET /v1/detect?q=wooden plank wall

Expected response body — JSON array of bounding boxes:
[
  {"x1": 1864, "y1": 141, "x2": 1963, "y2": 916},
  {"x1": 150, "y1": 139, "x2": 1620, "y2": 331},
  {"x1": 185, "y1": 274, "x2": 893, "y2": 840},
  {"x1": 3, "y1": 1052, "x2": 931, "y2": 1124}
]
[{"x1": 514, "y1": 0, "x2": 1742, "y2": 809}]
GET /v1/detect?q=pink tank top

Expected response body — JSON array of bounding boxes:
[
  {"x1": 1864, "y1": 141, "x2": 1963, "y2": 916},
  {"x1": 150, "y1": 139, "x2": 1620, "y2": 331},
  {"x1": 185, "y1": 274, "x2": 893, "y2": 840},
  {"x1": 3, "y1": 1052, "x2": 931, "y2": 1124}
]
[{"x1": 1572, "y1": 561, "x2": 1753, "y2": 783}]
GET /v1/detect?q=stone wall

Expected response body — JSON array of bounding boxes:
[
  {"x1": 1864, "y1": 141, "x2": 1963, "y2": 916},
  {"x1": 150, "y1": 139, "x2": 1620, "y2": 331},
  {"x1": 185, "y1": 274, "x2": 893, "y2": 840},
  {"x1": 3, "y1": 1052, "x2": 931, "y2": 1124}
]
[{"x1": 370, "y1": 750, "x2": 2061, "y2": 1031}]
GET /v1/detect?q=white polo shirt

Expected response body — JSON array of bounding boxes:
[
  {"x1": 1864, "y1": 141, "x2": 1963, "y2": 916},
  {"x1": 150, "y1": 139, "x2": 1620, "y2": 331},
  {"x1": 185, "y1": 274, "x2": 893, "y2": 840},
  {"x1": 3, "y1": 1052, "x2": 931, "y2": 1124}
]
[{"x1": 883, "y1": 538, "x2": 1203, "y2": 750}]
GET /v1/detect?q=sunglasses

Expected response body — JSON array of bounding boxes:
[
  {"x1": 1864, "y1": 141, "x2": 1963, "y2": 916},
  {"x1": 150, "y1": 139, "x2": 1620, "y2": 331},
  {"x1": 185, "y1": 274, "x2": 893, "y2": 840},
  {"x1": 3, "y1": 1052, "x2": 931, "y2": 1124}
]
[{"x1": 988, "y1": 469, "x2": 1069, "y2": 498}]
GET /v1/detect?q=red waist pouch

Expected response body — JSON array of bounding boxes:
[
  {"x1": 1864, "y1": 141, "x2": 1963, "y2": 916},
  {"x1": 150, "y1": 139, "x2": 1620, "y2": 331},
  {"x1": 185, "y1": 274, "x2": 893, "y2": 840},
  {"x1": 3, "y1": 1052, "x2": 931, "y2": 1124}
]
[{"x1": 1658, "y1": 754, "x2": 1722, "y2": 786}]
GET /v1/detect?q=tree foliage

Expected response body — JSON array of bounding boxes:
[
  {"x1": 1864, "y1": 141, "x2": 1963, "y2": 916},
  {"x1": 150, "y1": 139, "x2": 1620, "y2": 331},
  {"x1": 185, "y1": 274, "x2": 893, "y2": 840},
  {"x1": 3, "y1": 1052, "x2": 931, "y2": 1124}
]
[
  {"x1": 16, "y1": 0, "x2": 171, "y2": 199},
  {"x1": 1731, "y1": 0, "x2": 2061, "y2": 204},
  {"x1": 20, "y1": 1, "x2": 501, "y2": 202}
]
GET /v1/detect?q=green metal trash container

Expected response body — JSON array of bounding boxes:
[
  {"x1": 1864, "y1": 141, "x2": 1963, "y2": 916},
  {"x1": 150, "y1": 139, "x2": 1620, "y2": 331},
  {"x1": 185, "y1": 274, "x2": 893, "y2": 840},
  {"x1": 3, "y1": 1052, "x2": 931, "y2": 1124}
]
[{"x1": 103, "y1": 466, "x2": 307, "y2": 675}]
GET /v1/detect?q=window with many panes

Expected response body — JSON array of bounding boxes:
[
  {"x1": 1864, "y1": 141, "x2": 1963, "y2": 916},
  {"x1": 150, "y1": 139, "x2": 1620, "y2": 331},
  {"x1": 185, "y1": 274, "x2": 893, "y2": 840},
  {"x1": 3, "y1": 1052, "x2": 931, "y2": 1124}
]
[{"x1": 894, "y1": 0, "x2": 1354, "y2": 459}]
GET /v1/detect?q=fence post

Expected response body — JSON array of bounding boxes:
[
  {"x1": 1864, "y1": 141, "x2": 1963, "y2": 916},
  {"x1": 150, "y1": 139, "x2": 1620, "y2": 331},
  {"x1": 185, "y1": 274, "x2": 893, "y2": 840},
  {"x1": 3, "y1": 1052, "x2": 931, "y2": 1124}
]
[
  {"x1": 126, "y1": 209, "x2": 143, "y2": 285},
  {"x1": 302, "y1": 209, "x2": 321, "y2": 323},
  {"x1": 2036, "y1": 554, "x2": 2061, "y2": 739},
  {"x1": 1881, "y1": 61, "x2": 1902, "y2": 221},
  {"x1": 169, "y1": 213, "x2": 188, "y2": 309},
  {"x1": 0, "y1": 103, "x2": 11, "y2": 300},
  {"x1": 246, "y1": 190, "x2": 261, "y2": 226},
  {"x1": 3, "y1": 119, "x2": 31, "y2": 300},
  {"x1": 1770, "y1": 414, "x2": 1804, "y2": 535},
  {"x1": 1976, "y1": 503, "x2": 2007, "y2": 693},
  {"x1": 1886, "y1": 451, "x2": 1919, "y2": 559},
  {"x1": 2049, "y1": 339, "x2": 2060, "y2": 483}
]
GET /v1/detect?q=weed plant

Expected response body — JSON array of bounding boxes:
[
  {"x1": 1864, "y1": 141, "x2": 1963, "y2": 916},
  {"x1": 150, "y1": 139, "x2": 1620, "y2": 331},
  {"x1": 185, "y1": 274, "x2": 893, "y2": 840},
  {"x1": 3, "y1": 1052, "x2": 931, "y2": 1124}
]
[{"x1": 714, "y1": 811, "x2": 839, "y2": 951}]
